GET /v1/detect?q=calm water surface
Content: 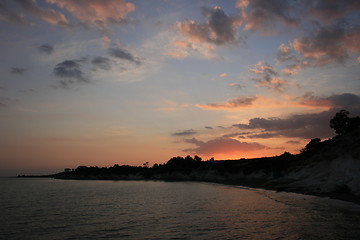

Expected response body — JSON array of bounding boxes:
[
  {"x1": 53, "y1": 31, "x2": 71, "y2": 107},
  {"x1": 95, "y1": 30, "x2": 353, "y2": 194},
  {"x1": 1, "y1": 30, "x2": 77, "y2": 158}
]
[{"x1": 1, "y1": 178, "x2": 360, "y2": 240}]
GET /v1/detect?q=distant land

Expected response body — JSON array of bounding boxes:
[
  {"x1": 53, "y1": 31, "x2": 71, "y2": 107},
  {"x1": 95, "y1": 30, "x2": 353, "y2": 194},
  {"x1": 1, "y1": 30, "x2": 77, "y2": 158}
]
[{"x1": 20, "y1": 110, "x2": 360, "y2": 203}]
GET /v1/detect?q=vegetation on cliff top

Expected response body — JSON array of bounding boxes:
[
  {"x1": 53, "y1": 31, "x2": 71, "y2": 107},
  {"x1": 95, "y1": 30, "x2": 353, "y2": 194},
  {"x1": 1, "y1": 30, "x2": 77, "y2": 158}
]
[{"x1": 53, "y1": 110, "x2": 360, "y2": 192}]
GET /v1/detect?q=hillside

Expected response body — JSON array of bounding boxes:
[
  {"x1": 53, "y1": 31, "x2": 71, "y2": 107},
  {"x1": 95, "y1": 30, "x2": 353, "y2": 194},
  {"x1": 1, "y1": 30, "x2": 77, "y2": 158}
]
[
  {"x1": 53, "y1": 127, "x2": 360, "y2": 196},
  {"x1": 52, "y1": 110, "x2": 360, "y2": 201}
]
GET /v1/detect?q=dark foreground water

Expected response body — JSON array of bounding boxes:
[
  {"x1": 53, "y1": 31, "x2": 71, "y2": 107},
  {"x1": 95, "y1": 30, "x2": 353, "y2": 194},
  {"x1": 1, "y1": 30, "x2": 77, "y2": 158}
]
[{"x1": 1, "y1": 178, "x2": 360, "y2": 240}]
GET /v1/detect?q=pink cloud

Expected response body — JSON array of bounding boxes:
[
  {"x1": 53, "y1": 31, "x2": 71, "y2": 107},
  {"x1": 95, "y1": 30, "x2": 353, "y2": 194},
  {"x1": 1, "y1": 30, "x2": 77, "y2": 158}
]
[
  {"x1": 5, "y1": 0, "x2": 68, "y2": 25},
  {"x1": 177, "y1": 6, "x2": 241, "y2": 46},
  {"x1": 219, "y1": 73, "x2": 228, "y2": 78},
  {"x1": 47, "y1": 0, "x2": 135, "y2": 27},
  {"x1": 250, "y1": 62, "x2": 293, "y2": 92},
  {"x1": 184, "y1": 137, "x2": 266, "y2": 155},
  {"x1": 293, "y1": 24, "x2": 360, "y2": 65},
  {"x1": 237, "y1": 0, "x2": 299, "y2": 32},
  {"x1": 196, "y1": 96, "x2": 257, "y2": 110}
]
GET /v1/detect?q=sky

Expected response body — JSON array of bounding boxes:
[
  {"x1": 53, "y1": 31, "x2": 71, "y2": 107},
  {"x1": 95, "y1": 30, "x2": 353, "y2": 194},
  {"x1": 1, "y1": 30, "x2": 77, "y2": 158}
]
[{"x1": 1, "y1": 0, "x2": 360, "y2": 176}]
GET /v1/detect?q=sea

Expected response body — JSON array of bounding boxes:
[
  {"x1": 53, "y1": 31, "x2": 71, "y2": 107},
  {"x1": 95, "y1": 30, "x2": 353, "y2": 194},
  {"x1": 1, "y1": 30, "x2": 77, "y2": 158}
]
[{"x1": 1, "y1": 178, "x2": 360, "y2": 240}]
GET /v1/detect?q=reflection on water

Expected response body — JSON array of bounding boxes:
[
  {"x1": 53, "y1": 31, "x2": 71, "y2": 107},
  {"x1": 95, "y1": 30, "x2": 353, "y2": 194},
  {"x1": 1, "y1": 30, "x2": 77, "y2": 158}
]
[{"x1": 1, "y1": 178, "x2": 360, "y2": 240}]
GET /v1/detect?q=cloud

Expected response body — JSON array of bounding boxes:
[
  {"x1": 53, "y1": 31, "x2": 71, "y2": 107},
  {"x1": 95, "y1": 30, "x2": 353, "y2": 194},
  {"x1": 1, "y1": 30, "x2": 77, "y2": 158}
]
[
  {"x1": 229, "y1": 83, "x2": 245, "y2": 89},
  {"x1": 247, "y1": 132, "x2": 279, "y2": 139},
  {"x1": 53, "y1": 59, "x2": 89, "y2": 88},
  {"x1": 233, "y1": 113, "x2": 332, "y2": 139},
  {"x1": 249, "y1": 61, "x2": 291, "y2": 92},
  {"x1": 236, "y1": 0, "x2": 359, "y2": 33},
  {"x1": 297, "y1": 92, "x2": 360, "y2": 109},
  {"x1": 293, "y1": 24, "x2": 351, "y2": 64},
  {"x1": 10, "y1": 67, "x2": 26, "y2": 74},
  {"x1": 205, "y1": 126, "x2": 213, "y2": 130},
  {"x1": 237, "y1": 0, "x2": 300, "y2": 32},
  {"x1": 196, "y1": 96, "x2": 257, "y2": 110},
  {"x1": 166, "y1": 38, "x2": 216, "y2": 60},
  {"x1": 177, "y1": 6, "x2": 241, "y2": 46},
  {"x1": 172, "y1": 129, "x2": 197, "y2": 137},
  {"x1": 14, "y1": 0, "x2": 68, "y2": 25},
  {"x1": 0, "y1": 1, "x2": 24, "y2": 24},
  {"x1": 305, "y1": 0, "x2": 360, "y2": 23},
  {"x1": 38, "y1": 44, "x2": 54, "y2": 55},
  {"x1": 183, "y1": 137, "x2": 266, "y2": 155},
  {"x1": 109, "y1": 47, "x2": 141, "y2": 65},
  {"x1": 47, "y1": 0, "x2": 135, "y2": 29},
  {"x1": 277, "y1": 23, "x2": 360, "y2": 72},
  {"x1": 233, "y1": 98, "x2": 360, "y2": 139},
  {"x1": 276, "y1": 43, "x2": 296, "y2": 63},
  {"x1": 219, "y1": 73, "x2": 228, "y2": 78},
  {"x1": 91, "y1": 56, "x2": 112, "y2": 70}
]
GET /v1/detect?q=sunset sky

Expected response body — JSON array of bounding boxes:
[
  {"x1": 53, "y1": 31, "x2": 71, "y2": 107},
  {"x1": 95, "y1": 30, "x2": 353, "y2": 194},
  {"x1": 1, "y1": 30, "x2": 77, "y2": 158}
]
[{"x1": 1, "y1": 0, "x2": 360, "y2": 175}]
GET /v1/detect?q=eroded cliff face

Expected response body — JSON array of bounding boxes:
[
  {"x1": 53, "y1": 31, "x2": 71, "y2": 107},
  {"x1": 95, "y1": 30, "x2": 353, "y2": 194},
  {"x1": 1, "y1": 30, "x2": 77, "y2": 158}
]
[{"x1": 278, "y1": 128, "x2": 360, "y2": 195}]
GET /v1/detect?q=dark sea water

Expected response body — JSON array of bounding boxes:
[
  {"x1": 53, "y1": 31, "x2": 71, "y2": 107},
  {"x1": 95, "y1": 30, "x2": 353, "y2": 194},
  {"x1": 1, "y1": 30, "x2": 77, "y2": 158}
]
[{"x1": 1, "y1": 178, "x2": 360, "y2": 240}]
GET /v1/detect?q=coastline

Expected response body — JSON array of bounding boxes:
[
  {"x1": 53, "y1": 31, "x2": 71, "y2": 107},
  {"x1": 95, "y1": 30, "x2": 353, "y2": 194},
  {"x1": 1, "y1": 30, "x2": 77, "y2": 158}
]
[
  {"x1": 206, "y1": 178, "x2": 360, "y2": 206},
  {"x1": 42, "y1": 174, "x2": 360, "y2": 206}
]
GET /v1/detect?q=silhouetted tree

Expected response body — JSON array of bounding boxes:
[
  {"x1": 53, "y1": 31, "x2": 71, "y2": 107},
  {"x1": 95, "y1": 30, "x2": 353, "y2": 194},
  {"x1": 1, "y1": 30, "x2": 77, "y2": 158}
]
[
  {"x1": 330, "y1": 109, "x2": 349, "y2": 134},
  {"x1": 304, "y1": 138, "x2": 321, "y2": 152},
  {"x1": 348, "y1": 116, "x2": 360, "y2": 131},
  {"x1": 194, "y1": 155, "x2": 202, "y2": 162},
  {"x1": 330, "y1": 109, "x2": 360, "y2": 134}
]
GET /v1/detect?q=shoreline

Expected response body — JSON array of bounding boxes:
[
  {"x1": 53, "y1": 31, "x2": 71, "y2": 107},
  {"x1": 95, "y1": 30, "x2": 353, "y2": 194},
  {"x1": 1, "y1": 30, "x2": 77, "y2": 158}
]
[
  {"x1": 207, "y1": 178, "x2": 360, "y2": 206},
  {"x1": 42, "y1": 175, "x2": 360, "y2": 206}
]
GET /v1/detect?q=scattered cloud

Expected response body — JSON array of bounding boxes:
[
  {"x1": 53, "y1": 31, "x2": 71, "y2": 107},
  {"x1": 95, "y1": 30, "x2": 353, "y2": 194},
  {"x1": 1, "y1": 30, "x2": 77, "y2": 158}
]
[
  {"x1": 172, "y1": 129, "x2": 197, "y2": 137},
  {"x1": 47, "y1": 0, "x2": 135, "y2": 29},
  {"x1": 205, "y1": 126, "x2": 213, "y2": 130},
  {"x1": 38, "y1": 44, "x2": 54, "y2": 55},
  {"x1": 177, "y1": 6, "x2": 242, "y2": 46},
  {"x1": 10, "y1": 67, "x2": 26, "y2": 75},
  {"x1": 109, "y1": 47, "x2": 141, "y2": 65},
  {"x1": 219, "y1": 73, "x2": 228, "y2": 78},
  {"x1": 297, "y1": 92, "x2": 360, "y2": 109},
  {"x1": 183, "y1": 137, "x2": 266, "y2": 155},
  {"x1": 91, "y1": 56, "x2": 112, "y2": 70},
  {"x1": 101, "y1": 36, "x2": 111, "y2": 48},
  {"x1": 233, "y1": 98, "x2": 360, "y2": 139},
  {"x1": 0, "y1": 1, "x2": 24, "y2": 24},
  {"x1": 276, "y1": 43, "x2": 296, "y2": 63},
  {"x1": 1, "y1": 0, "x2": 135, "y2": 30},
  {"x1": 229, "y1": 83, "x2": 245, "y2": 89},
  {"x1": 292, "y1": 23, "x2": 357, "y2": 65},
  {"x1": 196, "y1": 96, "x2": 257, "y2": 110},
  {"x1": 237, "y1": 0, "x2": 300, "y2": 32},
  {"x1": 250, "y1": 61, "x2": 291, "y2": 92},
  {"x1": 286, "y1": 140, "x2": 300, "y2": 145},
  {"x1": 305, "y1": 0, "x2": 360, "y2": 23},
  {"x1": 53, "y1": 59, "x2": 89, "y2": 88},
  {"x1": 166, "y1": 38, "x2": 217, "y2": 60},
  {"x1": 15, "y1": 0, "x2": 68, "y2": 25},
  {"x1": 247, "y1": 132, "x2": 279, "y2": 139},
  {"x1": 221, "y1": 132, "x2": 248, "y2": 138},
  {"x1": 249, "y1": 61, "x2": 278, "y2": 75},
  {"x1": 277, "y1": 22, "x2": 360, "y2": 74}
]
